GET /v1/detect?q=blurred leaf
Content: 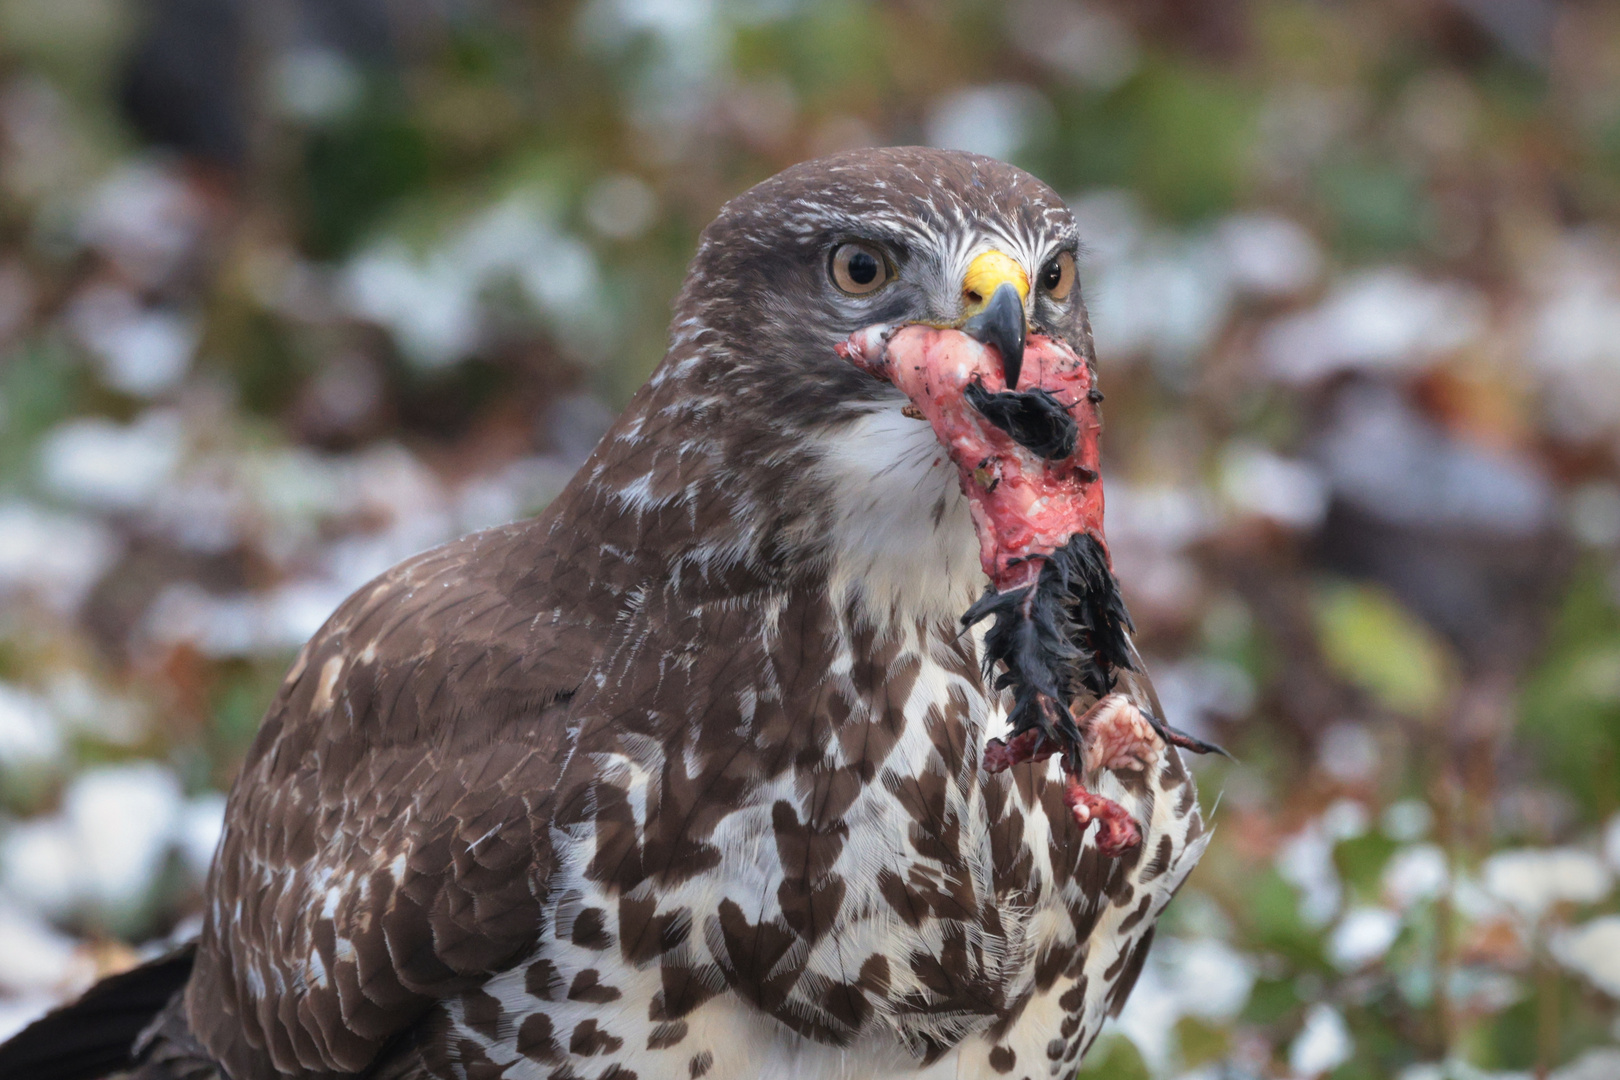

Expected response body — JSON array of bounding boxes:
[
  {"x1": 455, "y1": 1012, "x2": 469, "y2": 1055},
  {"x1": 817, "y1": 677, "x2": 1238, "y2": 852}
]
[
  {"x1": 1173, "y1": 1014, "x2": 1229, "y2": 1067},
  {"x1": 301, "y1": 87, "x2": 434, "y2": 258},
  {"x1": 1317, "y1": 158, "x2": 1428, "y2": 255},
  {"x1": 1073, "y1": 1033, "x2": 1150, "y2": 1080},
  {"x1": 1334, "y1": 832, "x2": 1396, "y2": 900},
  {"x1": 1242, "y1": 867, "x2": 1326, "y2": 965},
  {"x1": 1243, "y1": 975, "x2": 1301, "y2": 1026},
  {"x1": 1484, "y1": 995, "x2": 1538, "y2": 1070},
  {"x1": 1520, "y1": 561, "x2": 1620, "y2": 817},
  {"x1": 1313, "y1": 581, "x2": 1450, "y2": 719},
  {"x1": 210, "y1": 658, "x2": 292, "y2": 766},
  {"x1": 0, "y1": 338, "x2": 83, "y2": 491},
  {"x1": 1053, "y1": 57, "x2": 1253, "y2": 221}
]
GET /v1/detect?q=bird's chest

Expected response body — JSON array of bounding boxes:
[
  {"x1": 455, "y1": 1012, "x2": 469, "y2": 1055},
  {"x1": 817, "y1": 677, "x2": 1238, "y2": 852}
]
[
  {"x1": 583, "y1": 650, "x2": 1086, "y2": 1035},
  {"x1": 437, "y1": 637, "x2": 1203, "y2": 1080}
]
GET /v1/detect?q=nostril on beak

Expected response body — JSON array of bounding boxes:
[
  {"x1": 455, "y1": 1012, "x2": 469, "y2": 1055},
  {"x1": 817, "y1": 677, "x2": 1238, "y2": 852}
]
[{"x1": 963, "y1": 281, "x2": 1027, "y2": 389}]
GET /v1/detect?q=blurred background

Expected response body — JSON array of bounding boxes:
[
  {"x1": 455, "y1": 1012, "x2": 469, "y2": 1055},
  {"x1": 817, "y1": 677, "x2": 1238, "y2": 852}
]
[{"x1": 0, "y1": 0, "x2": 1617, "y2": 1077}]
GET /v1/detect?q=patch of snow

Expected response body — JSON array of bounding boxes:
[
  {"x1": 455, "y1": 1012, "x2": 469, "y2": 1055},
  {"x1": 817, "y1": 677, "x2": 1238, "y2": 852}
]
[
  {"x1": 1006, "y1": 0, "x2": 1138, "y2": 90},
  {"x1": 1322, "y1": 798, "x2": 1371, "y2": 840},
  {"x1": 77, "y1": 160, "x2": 207, "y2": 287},
  {"x1": 1483, "y1": 848, "x2": 1611, "y2": 921},
  {"x1": 1553, "y1": 1049, "x2": 1620, "y2": 1080},
  {"x1": 0, "y1": 993, "x2": 57, "y2": 1044},
  {"x1": 0, "y1": 762, "x2": 184, "y2": 920},
  {"x1": 1277, "y1": 821, "x2": 1344, "y2": 927},
  {"x1": 584, "y1": 173, "x2": 658, "y2": 241},
  {"x1": 39, "y1": 410, "x2": 185, "y2": 511},
  {"x1": 1399, "y1": 1064, "x2": 1531, "y2": 1080},
  {"x1": 178, "y1": 792, "x2": 226, "y2": 879},
  {"x1": 1382, "y1": 799, "x2": 1435, "y2": 842},
  {"x1": 1263, "y1": 268, "x2": 1486, "y2": 383},
  {"x1": 1106, "y1": 481, "x2": 1218, "y2": 551},
  {"x1": 1113, "y1": 936, "x2": 1256, "y2": 1073},
  {"x1": 1069, "y1": 189, "x2": 1146, "y2": 267},
  {"x1": 1568, "y1": 483, "x2": 1620, "y2": 547},
  {"x1": 345, "y1": 196, "x2": 606, "y2": 367},
  {"x1": 1166, "y1": 938, "x2": 1257, "y2": 1022},
  {"x1": 924, "y1": 84, "x2": 1056, "y2": 163},
  {"x1": 0, "y1": 684, "x2": 62, "y2": 769},
  {"x1": 1526, "y1": 234, "x2": 1620, "y2": 438},
  {"x1": 1288, "y1": 1003, "x2": 1353, "y2": 1077},
  {"x1": 1316, "y1": 384, "x2": 1553, "y2": 537},
  {"x1": 68, "y1": 284, "x2": 197, "y2": 396},
  {"x1": 1215, "y1": 213, "x2": 1322, "y2": 298},
  {"x1": 65, "y1": 763, "x2": 183, "y2": 914},
  {"x1": 1153, "y1": 657, "x2": 1254, "y2": 735},
  {"x1": 47, "y1": 672, "x2": 145, "y2": 746},
  {"x1": 1087, "y1": 235, "x2": 1232, "y2": 367},
  {"x1": 1550, "y1": 915, "x2": 1620, "y2": 998},
  {"x1": 1603, "y1": 812, "x2": 1620, "y2": 872},
  {"x1": 1329, "y1": 906, "x2": 1401, "y2": 970},
  {"x1": 1221, "y1": 442, "x2": 1329, "y2": 529},
  {"x1": 272, "y1": 48, "x2": 361, "y2": 121},
  {"x1": 1384, "y1": 843, "x2": 1450, "y2": 909},
  {"x1": 1317, "y1": 722, "x2": 1379, "y2": 783},
  {"x1": 141, "y1": 578, "x2": 348, "y2": 659},
  {"x1": 1, "y1": 817, "x2": 79, "y2": 915},
  {"x1": 0, "y1": 903, "x2": 83, "y2": 992},
  {"x1": 0, "y1": 501, "x2": 120, "y2": 611}
]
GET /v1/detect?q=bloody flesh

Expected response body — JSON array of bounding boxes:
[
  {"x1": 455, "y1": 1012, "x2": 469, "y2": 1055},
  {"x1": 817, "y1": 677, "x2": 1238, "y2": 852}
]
[
  {"x1": 839, "y1": 323, "x2": 1147, "y2": 856},
  {"x1": 839, "y1": 324, "x2": 1106, "y2": 592}
]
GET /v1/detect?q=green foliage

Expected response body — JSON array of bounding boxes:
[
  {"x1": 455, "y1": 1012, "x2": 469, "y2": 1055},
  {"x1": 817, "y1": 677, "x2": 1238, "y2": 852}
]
[
  {"x1": 1313, "y1": 580, "x2": 1450, "y2": 719},
  {"x1": 0, "y1": 340, "x2": 83, "y2": 493},
  {"x1": 1050, "y1": 58, "x2": 1253, "y2": 222},
  {"x1": 302, "y1": 91, "x2": 435, "y2": 258},
  {"x1": 1520, "y1": 562, "x2": 1620, "y2": 818},
  {"x1": 1317, "y1": 157, "x2": 1429, "y2": 255},
  {"x1": 1074, "y1": 1034, "x2": 1151, "y2": 1080}
]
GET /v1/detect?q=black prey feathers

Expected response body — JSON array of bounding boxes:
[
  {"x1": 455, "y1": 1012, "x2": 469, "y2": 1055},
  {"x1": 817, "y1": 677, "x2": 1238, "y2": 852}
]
[
  {"x1": 962, "y1": 533, "x2": 1133, "y2": 769},
  {"x1": 964, "y1": 383, "x2": 1081, "y2": 461}
]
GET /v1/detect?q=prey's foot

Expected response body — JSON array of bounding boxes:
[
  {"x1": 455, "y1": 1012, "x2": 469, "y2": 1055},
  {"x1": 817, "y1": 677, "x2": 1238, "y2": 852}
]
[
  {"x1": 1062, "y1": 773, "x2": 1142, "y2": 856},
  {"x1": 1080, "y1": 694, "x2": 1162, "y2": 774},
  {"x1": 982, "y1": 727, "x2": 1060, "y2": 773}
]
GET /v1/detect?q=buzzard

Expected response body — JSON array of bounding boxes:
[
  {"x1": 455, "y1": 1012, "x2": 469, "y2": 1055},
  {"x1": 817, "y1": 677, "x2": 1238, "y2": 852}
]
[{"x1": 3, "y1": 147, "x2": 1210, "y2": 1080}]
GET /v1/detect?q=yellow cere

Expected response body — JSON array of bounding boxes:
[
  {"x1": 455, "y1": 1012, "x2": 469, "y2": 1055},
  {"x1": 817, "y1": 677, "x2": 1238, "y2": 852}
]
[{"x1": 962, "y1": 250, "x2": 1030, "y2": 310}]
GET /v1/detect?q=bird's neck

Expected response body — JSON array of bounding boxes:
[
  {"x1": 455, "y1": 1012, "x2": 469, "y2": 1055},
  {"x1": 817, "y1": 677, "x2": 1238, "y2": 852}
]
[{"x1": 808, "y1": 398, "x2": 988, "y2": 633}]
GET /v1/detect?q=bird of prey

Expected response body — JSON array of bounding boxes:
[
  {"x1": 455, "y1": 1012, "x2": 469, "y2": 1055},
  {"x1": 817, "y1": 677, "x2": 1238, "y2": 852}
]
[{"x1": 2, "y1": 147, "x2": 1210, "y2": 1080}]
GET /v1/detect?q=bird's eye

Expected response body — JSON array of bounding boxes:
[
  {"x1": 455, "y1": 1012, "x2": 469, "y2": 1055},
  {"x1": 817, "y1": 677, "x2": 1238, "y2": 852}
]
[
  {"x1": 830, "y1": 242, "x2": 890, "y2": 295},
  {"x1": 1039, "y1": 251, "x2": 1076, "y2": 301}
]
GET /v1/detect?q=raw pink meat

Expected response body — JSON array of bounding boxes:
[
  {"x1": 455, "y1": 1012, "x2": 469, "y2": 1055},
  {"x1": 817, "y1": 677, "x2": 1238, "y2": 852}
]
[{"x1": 838, "y1": 323, "x2": 1107, "y2": 592}]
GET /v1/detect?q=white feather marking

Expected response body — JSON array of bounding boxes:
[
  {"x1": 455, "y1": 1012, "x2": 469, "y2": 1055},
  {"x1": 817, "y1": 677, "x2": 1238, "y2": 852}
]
[{"x1": 813, "y1": 401, "x2": 985, "y2": 630}]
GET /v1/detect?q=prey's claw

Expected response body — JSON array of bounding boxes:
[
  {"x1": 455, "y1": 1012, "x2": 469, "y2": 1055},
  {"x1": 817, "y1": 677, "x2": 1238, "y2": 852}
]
[{"x1": 1143, "y1": 711, "x2": 1229, "y2": 758}]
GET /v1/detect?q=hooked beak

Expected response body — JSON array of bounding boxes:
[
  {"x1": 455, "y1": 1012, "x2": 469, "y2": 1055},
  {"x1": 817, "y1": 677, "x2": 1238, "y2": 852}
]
[{"x1": 959, "y1": 251, "x2": 1028, "y2": 389}]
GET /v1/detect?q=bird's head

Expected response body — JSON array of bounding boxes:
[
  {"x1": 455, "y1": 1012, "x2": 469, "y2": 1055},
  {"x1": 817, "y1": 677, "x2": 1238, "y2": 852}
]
[
  {"x1": 627, "y1": 147, "x2": 1157, "y2": 758},
  {"x1": 666, "y1": 146, "x2": 1105, "y2": 570},
  {"x1": 669, "y1": 147, "x2": 1091, "y2": 424}
]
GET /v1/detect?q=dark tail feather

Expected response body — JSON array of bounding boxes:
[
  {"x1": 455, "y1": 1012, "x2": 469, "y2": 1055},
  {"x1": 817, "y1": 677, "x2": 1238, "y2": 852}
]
[{"x1": 0, "y1": 944, "x2": 195, "y2": 1080}]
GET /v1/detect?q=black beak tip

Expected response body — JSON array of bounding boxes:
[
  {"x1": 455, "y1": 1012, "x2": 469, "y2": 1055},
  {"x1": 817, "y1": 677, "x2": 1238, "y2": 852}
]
[{"x1": 965, "y1": 282, "x2": 1027, "y2": 390}]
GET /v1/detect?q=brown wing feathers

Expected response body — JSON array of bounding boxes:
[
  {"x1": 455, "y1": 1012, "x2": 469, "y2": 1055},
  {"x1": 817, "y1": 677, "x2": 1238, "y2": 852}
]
[{"x1": 186, "y1": 518, "x2": 595, "y2": 1080}]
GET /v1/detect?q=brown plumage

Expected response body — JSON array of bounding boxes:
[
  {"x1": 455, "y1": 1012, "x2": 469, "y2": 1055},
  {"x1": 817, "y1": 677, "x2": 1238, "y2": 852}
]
[{"x1": 1, "y1": 147, "x2": 1206, "y2": 1080}]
